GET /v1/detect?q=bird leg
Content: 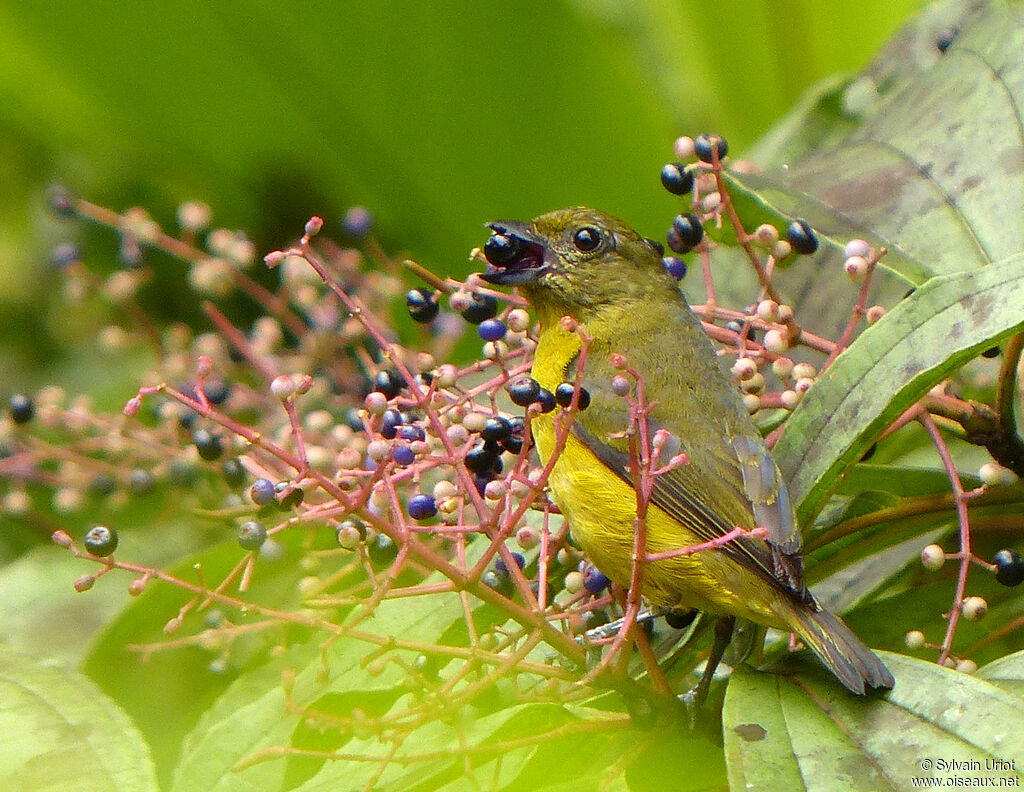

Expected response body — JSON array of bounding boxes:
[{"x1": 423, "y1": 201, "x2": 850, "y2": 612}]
[{"x1": 683, "y1": 616, "x2": 735, "y2": 711}]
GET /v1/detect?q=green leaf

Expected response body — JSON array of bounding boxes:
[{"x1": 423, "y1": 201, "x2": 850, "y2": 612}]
[
  {"x1": 775, "y1": 253, "x2": 1024, "y2": 526},
  {"x1": 0, "y1": 645, "x2": 158, "y2": 792},
  {"x1": 724, "y1": 652, "x2": 1024, "y2": 791}
]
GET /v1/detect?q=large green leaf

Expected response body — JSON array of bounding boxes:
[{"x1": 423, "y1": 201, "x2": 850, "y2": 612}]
[
  {"x1": 723, "y1": 652, "x2": 1024, "y2": 791},
  {"x1": 0, "y1": 645, "x2": 158, "y2": 792},
  {"x1": 775, "y1": 253, "x2": 1024, "y2": 525}
]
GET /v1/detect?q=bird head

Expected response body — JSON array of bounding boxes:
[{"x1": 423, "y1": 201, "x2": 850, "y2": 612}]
[{"x1": 480, "y1": 207, "x2": 672, "y2": 321}]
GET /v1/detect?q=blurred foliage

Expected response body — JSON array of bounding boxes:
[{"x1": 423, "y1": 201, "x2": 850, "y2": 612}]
[{"x1": 0, "y1": 0, "x2": 924, "y2": 387}]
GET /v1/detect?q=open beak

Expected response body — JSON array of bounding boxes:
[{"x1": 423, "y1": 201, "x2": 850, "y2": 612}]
[{"x1": 479, "y1": 221, "x2": 550, "y2": 285}]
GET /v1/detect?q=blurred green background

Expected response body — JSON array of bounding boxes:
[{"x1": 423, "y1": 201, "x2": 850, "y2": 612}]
[{"x1": 0, "y1": 0, "x2": 925, "y2": 389}]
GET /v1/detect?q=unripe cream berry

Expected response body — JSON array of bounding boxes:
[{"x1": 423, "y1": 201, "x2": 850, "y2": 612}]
[
  {"x1": 792, "y1": 362, "x2": 817, "y2": 380},
  {"x1": 921, "y1": 544, "x2": 946, "y2": 571},
  {"x1": 270, "y1": 375, "x2": 296, "y2": 399},
  {"x1": 844, "y1": 255, "x2": 870, "y2": 283},
  {"x1": 753, "y1": 224, "x2": 779, "y2": 247},
  {"x1": 516, "y1": 525, "x2": 541, "y2": 550},
  {"x1": 433, "y1": 480, "x2": 458, "y2": 500},
  {"x1": 979, "y1": 462, "x2": 1007, "y2": 486},
  {"x1": 763, "y1": 329, "x2": 790, "y2": 355},
  {"x1": 435, "y1": 364, "x2": 459, "y2": 388},
  {"x1": 844, "y1": 238, "x2": 870, "y2": 259},
  {"x1": 866, "y1": 305, "x2": 886, "y2": 324},
  {"x1": 756, "y1": 300, "x2": 780, "y2": 323},
  {"x1": 507, "y1": 308, "x2": 531, "y2": 333},
  {"x1": 740, "y1": 372, "x2": 765, "y2": 394},
  {"x1": 956, "y1": 658, "x2": 978, "y2": 674},
  {"x1": 742, "y1": 393, "x2": 761, "y2": 414},
  {"x1": 731, "y1": 357, "x2": 758, "y2": 381},
  {"x1": 904, "y1": 630, "x2": 926, "y2": 650},
  {"x1": 962, "y1": 596, "x2": 988, "y2": 621},
  {"x1": 771, "y1": 240, "x2": 792, "y2": 260},
  {"x1": 780, "y1": 389, "x2": 801, "y2": 410},
  {"x1": 673, "y1": 136, "x2": 695, "y2": 160},
  {"x1": 563, "y1": 570, "x2": 585, "y2": 594},
  {"x1": 772, "y1": 357, "x2": 795, "y2": 379}
]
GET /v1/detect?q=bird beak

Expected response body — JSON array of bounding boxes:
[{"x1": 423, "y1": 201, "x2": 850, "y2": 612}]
[{"x1": 479, "y1": 221, "x2": 551, "y2": 285}]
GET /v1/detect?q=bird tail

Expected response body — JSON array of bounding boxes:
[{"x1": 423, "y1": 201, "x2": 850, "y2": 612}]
[{"x1": 783, "y1": 603, "x2": 894, "y2": 694}]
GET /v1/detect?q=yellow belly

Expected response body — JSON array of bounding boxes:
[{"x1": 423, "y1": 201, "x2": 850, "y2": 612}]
[{"x1": 533, "y1": 415, "x2": 788, "y2": 630}]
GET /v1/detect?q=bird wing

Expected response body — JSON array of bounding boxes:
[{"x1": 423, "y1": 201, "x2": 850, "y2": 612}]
[{"x1": 565, "y1": 327, "x2": 809, "y2": 602}]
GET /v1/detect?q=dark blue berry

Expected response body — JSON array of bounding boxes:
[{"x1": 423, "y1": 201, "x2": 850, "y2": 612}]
[
  {"x1": 665, "y1": 227, "x2": 689, "y2": 254},
  {"x1": 663, "y1": 256, "x2": 687, "y2": 280},
  {"x1": 398, "y1": 424, "x2": 425, "y2": 442},
  {"x1": 665, "y1": 609, "x2": 697, "y2": 629},
  {"x1": 472, "y1": 471, "x2": 495, "y2": 496},
  {"x1": 237, "y1": 520, "x2": 267, "y2": 551},
  {"x1": 380, "y1": 408, "x2": 403, "y2": 439},
  {"x1": 725, "y1": 320, "x2": 756, "y2": 342},
  {"x1": 168, "y1": 459, "x2": 199, "y2": 487},
  {"x1": 88, "y1": 472, "x2": 118, "y2": 496},
  {"x1": 84, "y1": 525, "x2": 118, "y2": 556},
  {"x1": 277, "y1": 485, "x2": 304, "y2": 510},
  {"x1": 128, "y1": 469, "x2": 154, "y2": 495},
  {"x1": 982, "y1": 346, "x2": 1001, "y2": 359},
  {"x1": 51, "y1": 243, "x2": 82, "y2": 270},
  {"x1": 221, "y1": 458, "x2": 246, "y2": 488},
  {"x1": 482, "y1": 568, "x2": 512, "y2": 593},
  {"x1": 341, "y1": 206, "x2": 374, "y2": 238},
  {"x1": 408, "y1": 494, "x2": 437, "y2": 520},
  {"x1": 672, "y1": 213, "x2": 704, "y2": 249},
  {"x1": 9, "y1": 394, "x2": 33, "y2": 424},
  {"x1": 193, "y1": 428, "x2": 224, "y2": 461},
  {"x1": 481, "y1": 416, "x2": 512, "y2": 442},
  {"x1": 501, "y1": 418, "x2": 526, "y2": 455},
  {"x1": 536, "y1": 388, "x2": 556, "y2": 413},
  {"x1": 582, "y1": 565, "x2": 610, "y2": 594},
  {"x1": 478, "y1": 318, "x2": 507, "y2": 342},
  {"x1": 645, "y1": 238, "x2": 665, "y2": 256},
  {"x1": 393, "y1": 445, "x2": 416, "y2": 466},
  {"x1": 994, "y1": 549, "x2": 1024, "y2": 587},
  {"x1": 660, "y1": 163, "x2": 695, "y2": 195},
  {"x1": 495, "y1": 552, "x2": 526, "y2": 574},
  {"x1": 406, "y1": 288, "x2": 439, "y2": 323},
  {"x1": 555, "y1": 382, "x2": 591, "y2": 410},
  {"x1": 936, "y1": 27, "x2": 958, "y2": 53},
  {"x1": 461, "y1": 293, "x2": 498, "y2": 325},
  {"x1": 47, "y1": 185, "x2": 76, "y2": 218},
  {"x1": 786, "y1": 219, "x2": 818, "y2": 255},
  {"x1": 694, "y1": 134, "x2": 728, "y2": 163},
  {"x1": 508, "y1": 376, "x2": 541, "y2": 407},
  {"x1": 465, "y1": 441, "x2": 501, "y2": 474},
  {"x1": 204, "y1": 380, "x2": 231, "y2": 405},
  {"x1": 484, "y1": 234, "x2": 521, "y2": 266},
  {"x1": 249, "y1": 478, "x2": 275, "y2": 505},
  {"x1": 373, "y1": 369, "x2": 404, "y2": 400},
  {"x1": 344, "y1": 408, "x2": 364, "y2": 431}
]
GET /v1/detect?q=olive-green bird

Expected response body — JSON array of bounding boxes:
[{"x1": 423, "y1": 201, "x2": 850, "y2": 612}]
[{"x1": 480, "y1": 206, "x2": 894, "y2": 696}]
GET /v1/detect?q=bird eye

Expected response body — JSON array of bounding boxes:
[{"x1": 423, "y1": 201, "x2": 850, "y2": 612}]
[{"x1": 572, "y1": 227, "x2": 601, "y2": 252}]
